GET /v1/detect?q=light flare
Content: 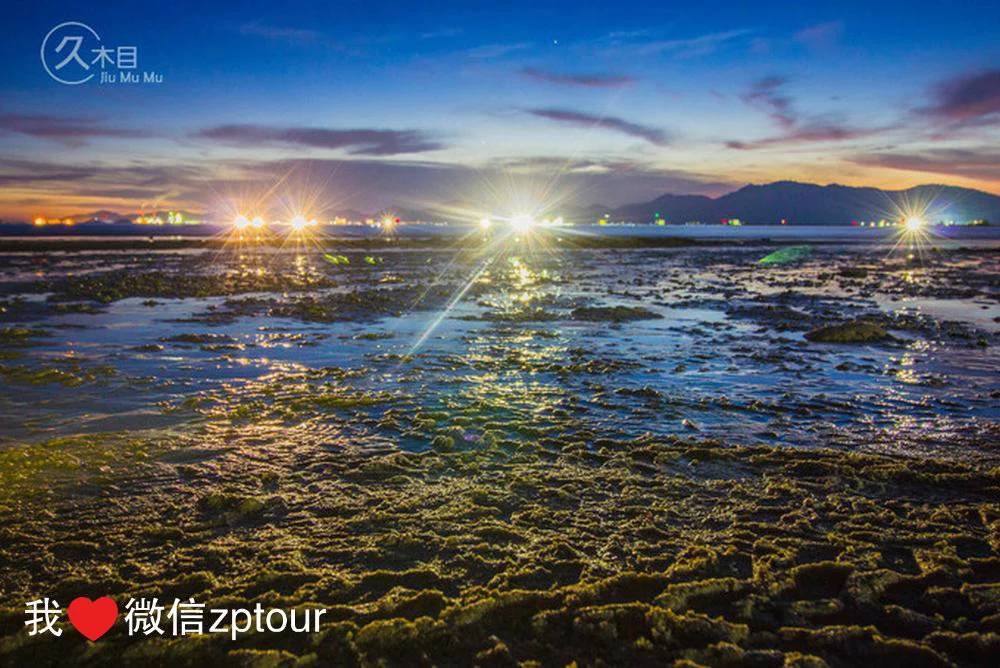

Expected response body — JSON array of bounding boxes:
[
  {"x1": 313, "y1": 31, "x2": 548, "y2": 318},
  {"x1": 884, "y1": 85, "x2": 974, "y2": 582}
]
[{"x1": 510, "y1": 214, "x2": 534, "y2": 233}]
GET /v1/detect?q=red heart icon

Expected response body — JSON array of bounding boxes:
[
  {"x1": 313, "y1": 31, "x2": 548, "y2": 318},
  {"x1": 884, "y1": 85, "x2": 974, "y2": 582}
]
[{"x1": 67, "y1": 596, "x2": 118, "y2": 641}]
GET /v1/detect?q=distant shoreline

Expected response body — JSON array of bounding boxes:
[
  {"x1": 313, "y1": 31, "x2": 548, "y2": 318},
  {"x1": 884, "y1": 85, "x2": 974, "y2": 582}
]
[
  {"x1": 0, "y1": 222, "x2": 854, "y2": 235},
  {"x1": 0, "y1": 235, "x2": 717, "y2": 253},
  {"x1": 1, "y1": 221, "x2": 997, "y2": 253}
]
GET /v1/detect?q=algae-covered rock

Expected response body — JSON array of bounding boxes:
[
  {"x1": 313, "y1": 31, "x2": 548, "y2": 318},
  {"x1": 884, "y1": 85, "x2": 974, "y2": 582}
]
[
  {"x1": 225, "y1": 649, "x2": 300, "y2": 667},
  {"x1": 924, "y1": 630, "x2": 1000, "y2": 666},
  {"x1": 0, "y1": 327, "x2": 49, "y2": 346},
  {"x1": 570, "y1": 305, "x2": 662, "y2": 322},
  {"x1": 805, "y1": 320, "x2": 891, "y2": 343},
  {"x1": 788, "y1": 562, "x2": 854, "y2": 599},
  {"x1": 654, "y1": 578, "x2": 753, "y2": 615},
  {"x1": 777, "y1": 626, "x2": 951, "y2": 667},
  {"x1": 196, "y1": 491, "x2": 268, "y2": 522}
]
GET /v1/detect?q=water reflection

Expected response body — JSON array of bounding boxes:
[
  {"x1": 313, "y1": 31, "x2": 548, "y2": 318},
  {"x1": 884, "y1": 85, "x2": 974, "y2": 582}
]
[{"x1": 0, "y1": 243, "x2": 996, "y2": 464}]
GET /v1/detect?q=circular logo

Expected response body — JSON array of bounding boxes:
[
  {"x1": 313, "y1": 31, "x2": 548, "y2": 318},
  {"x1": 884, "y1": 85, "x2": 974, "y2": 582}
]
[{"x1": 40, "y1": 21, "x2": 102, "y2": 85}]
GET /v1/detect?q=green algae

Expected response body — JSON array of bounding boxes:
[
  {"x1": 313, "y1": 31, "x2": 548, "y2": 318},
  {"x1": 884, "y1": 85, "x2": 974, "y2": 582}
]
[
  {"x1": 2, "y1": 432, "x2": 998, "y2": 666},
  {"x1": 49, "y1": 268, "x2": 336, "y2": 304},
  {"x1": 302, "y1": 391, "x2": 397, "y2": 411},
  {"x1": 0, "y1": 432, "x2": 164, "y2": 503},
  {"x1": 324, "y1": 253, "x2": 350, "y2": 265},
  {"x1": 758, "y1": 245, "x2": 813, "y2": 266},
  {"x1": 193, "y1": 283, "x2": 453, "y2": 325},
  {"x1": 163, "y1": 333, "x2": 239, "y2": 345},
  {"x1": 0, "y1": 361, "x2": 116, "y2": 387},
  {"x1": 0, "y1": 326, "x2": 50, "y2": 346},
  {"x1": 197, "y1": 491, "x2": 269, "y2": 520}
]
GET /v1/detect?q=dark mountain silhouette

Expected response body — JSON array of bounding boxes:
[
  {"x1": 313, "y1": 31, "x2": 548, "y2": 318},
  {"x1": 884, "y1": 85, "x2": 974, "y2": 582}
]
[{"x1": 607, "y1": 181, "x2": 1000, "y2": 225}]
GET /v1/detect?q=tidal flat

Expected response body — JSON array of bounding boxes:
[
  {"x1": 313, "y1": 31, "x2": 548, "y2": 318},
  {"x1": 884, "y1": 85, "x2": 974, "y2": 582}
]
[{"x1": 0, "y1": 234, "x2": 998, "y2": 666}]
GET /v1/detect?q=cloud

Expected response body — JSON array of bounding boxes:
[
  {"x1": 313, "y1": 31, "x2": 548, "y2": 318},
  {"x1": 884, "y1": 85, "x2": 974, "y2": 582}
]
[
  {"x1": 729, "y1": 77, "x2": 874, "y2": 148},
  {"x1": 0, "y1": 157, "x2": 208, "y2": 216},
  {"x1": 749, "y1": 38, "x2": 771, "y2": 55},
  {"x1": 465, "y1": 43, "x2": 531, "y2": 59},
  {"x1": 726, "y1": 124, "x2": 875, "y2": 149},
  {"x1": 196, "y1": 125, "x2": 445, "y2": 156},
  {"x1": 624, "y1": 29, "x2": 752, "y2": 58},
  {"x1": 850, "y1": 148, "x2": 1000, "y2": 182},
  {"x1": 490, "y1": 157, "x2": 734, "y2": 199},
  {"x1": 794, "y1": 21, "x2": 844, "y2": 50},
  {"x1": 740, "y1": 76, "x2": 795, "y2": 128},
  {"x1": 519, "y1": 67, "x2": 634, "y2": 88},
  {"x1": 0, "y1": 157, "x2": 205, "y2": 186},
  {"x1": 0, "y1": 158, "x2": 97, "y2": 186},
  {"x1": 919, "y1": 69, "x2": 1000, "y2": 126},
  {"x1": 0, "y1": 114, "x2": 146, "y2": 146},
  {"x1": 527, "y1": 108, "x2": 669, "y2": 145},
  {"x1": 238, "y1": 22, "x2": 323, "y2": 43},
  {"x1": 419, "y1": 28, "x2": 463, "y2": 39}
]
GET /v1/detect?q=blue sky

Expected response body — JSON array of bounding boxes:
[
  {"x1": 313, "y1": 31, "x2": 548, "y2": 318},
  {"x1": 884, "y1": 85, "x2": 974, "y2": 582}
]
[{"x1": 0, "y1": 0, "x2": 997, "y2": 219}]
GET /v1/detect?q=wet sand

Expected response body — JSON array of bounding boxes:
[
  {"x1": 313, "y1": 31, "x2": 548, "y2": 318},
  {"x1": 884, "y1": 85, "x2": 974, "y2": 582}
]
[{"x1": 0, "y1": 234, "x2": 997, "y2": 666}]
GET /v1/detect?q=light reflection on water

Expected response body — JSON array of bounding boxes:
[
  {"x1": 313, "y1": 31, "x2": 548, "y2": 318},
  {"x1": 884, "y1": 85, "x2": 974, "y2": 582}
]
[{"x1": 0, "y1": 242, "x2": 996, "y2": 465}]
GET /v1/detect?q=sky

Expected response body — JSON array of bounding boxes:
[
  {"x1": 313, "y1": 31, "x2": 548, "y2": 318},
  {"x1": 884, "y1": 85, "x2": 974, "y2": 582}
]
[{"x1": 0, "y1": 0, "x2": 997, "y2": 221}]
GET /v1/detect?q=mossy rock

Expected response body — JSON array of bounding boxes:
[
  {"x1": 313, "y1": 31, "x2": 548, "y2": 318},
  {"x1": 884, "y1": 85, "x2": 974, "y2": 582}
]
[
  {"x1": 225, "y1": 648, "x2": 300, "y2": 667},
  {"x1": 196, "y1": 491, "x2": 268, "y2": 522},
  {"x1": 805, "y1": 320, "x2": 891, "y2": 343},
  {"x1": 0, "y1": 327, "x2": 49, "y2": 346},
  {"x1": 788, "y1": 562, "x2": 854, "y2": 599},
  {"x1": 570, "y1": 306, "x2": 662, "y2": 322}
]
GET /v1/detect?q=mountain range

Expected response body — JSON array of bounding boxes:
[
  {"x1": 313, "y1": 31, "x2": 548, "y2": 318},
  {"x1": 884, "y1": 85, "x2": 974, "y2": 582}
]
[{"x1": 575, "y1": 181, "x2": 1000, "y2": 225}]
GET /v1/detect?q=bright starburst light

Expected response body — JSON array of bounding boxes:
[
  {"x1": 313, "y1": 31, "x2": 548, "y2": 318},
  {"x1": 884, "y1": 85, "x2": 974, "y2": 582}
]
[{"x1": 510, "y1": 214, "x2": 535, "y2": 233}]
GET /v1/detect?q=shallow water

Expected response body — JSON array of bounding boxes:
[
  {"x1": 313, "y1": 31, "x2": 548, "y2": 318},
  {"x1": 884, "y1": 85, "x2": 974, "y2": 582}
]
[{"x1": 1, "y1": 239, "x2": 996, "y2": 463}]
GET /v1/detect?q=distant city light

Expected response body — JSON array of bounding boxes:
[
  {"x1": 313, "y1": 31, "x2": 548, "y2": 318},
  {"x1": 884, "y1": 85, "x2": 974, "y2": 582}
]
[
  {"x1": 251, "y1": 216, "x2": 265, "y2": 229},
  {"x1": 905, "y1": 216, "x2": 924, "y2": 232},
  {"x1": 510, "y1": 214, "x2": 534, "y2": 233},
  {"x1": 380, "y1": 215, "x2": 398, "y2": 232},
  {"x1": 33, "y1": 217, "x2": 46, "y2": 226},
  {"x1": 233, "y1": 215, "x2": 250, "y2": 230},
  {"x1": 290, "y1": 215, "x2": 308, "y2": 231},
  {"x1": 479, "y1": 217, "x2": 492, "y2": 230}
]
